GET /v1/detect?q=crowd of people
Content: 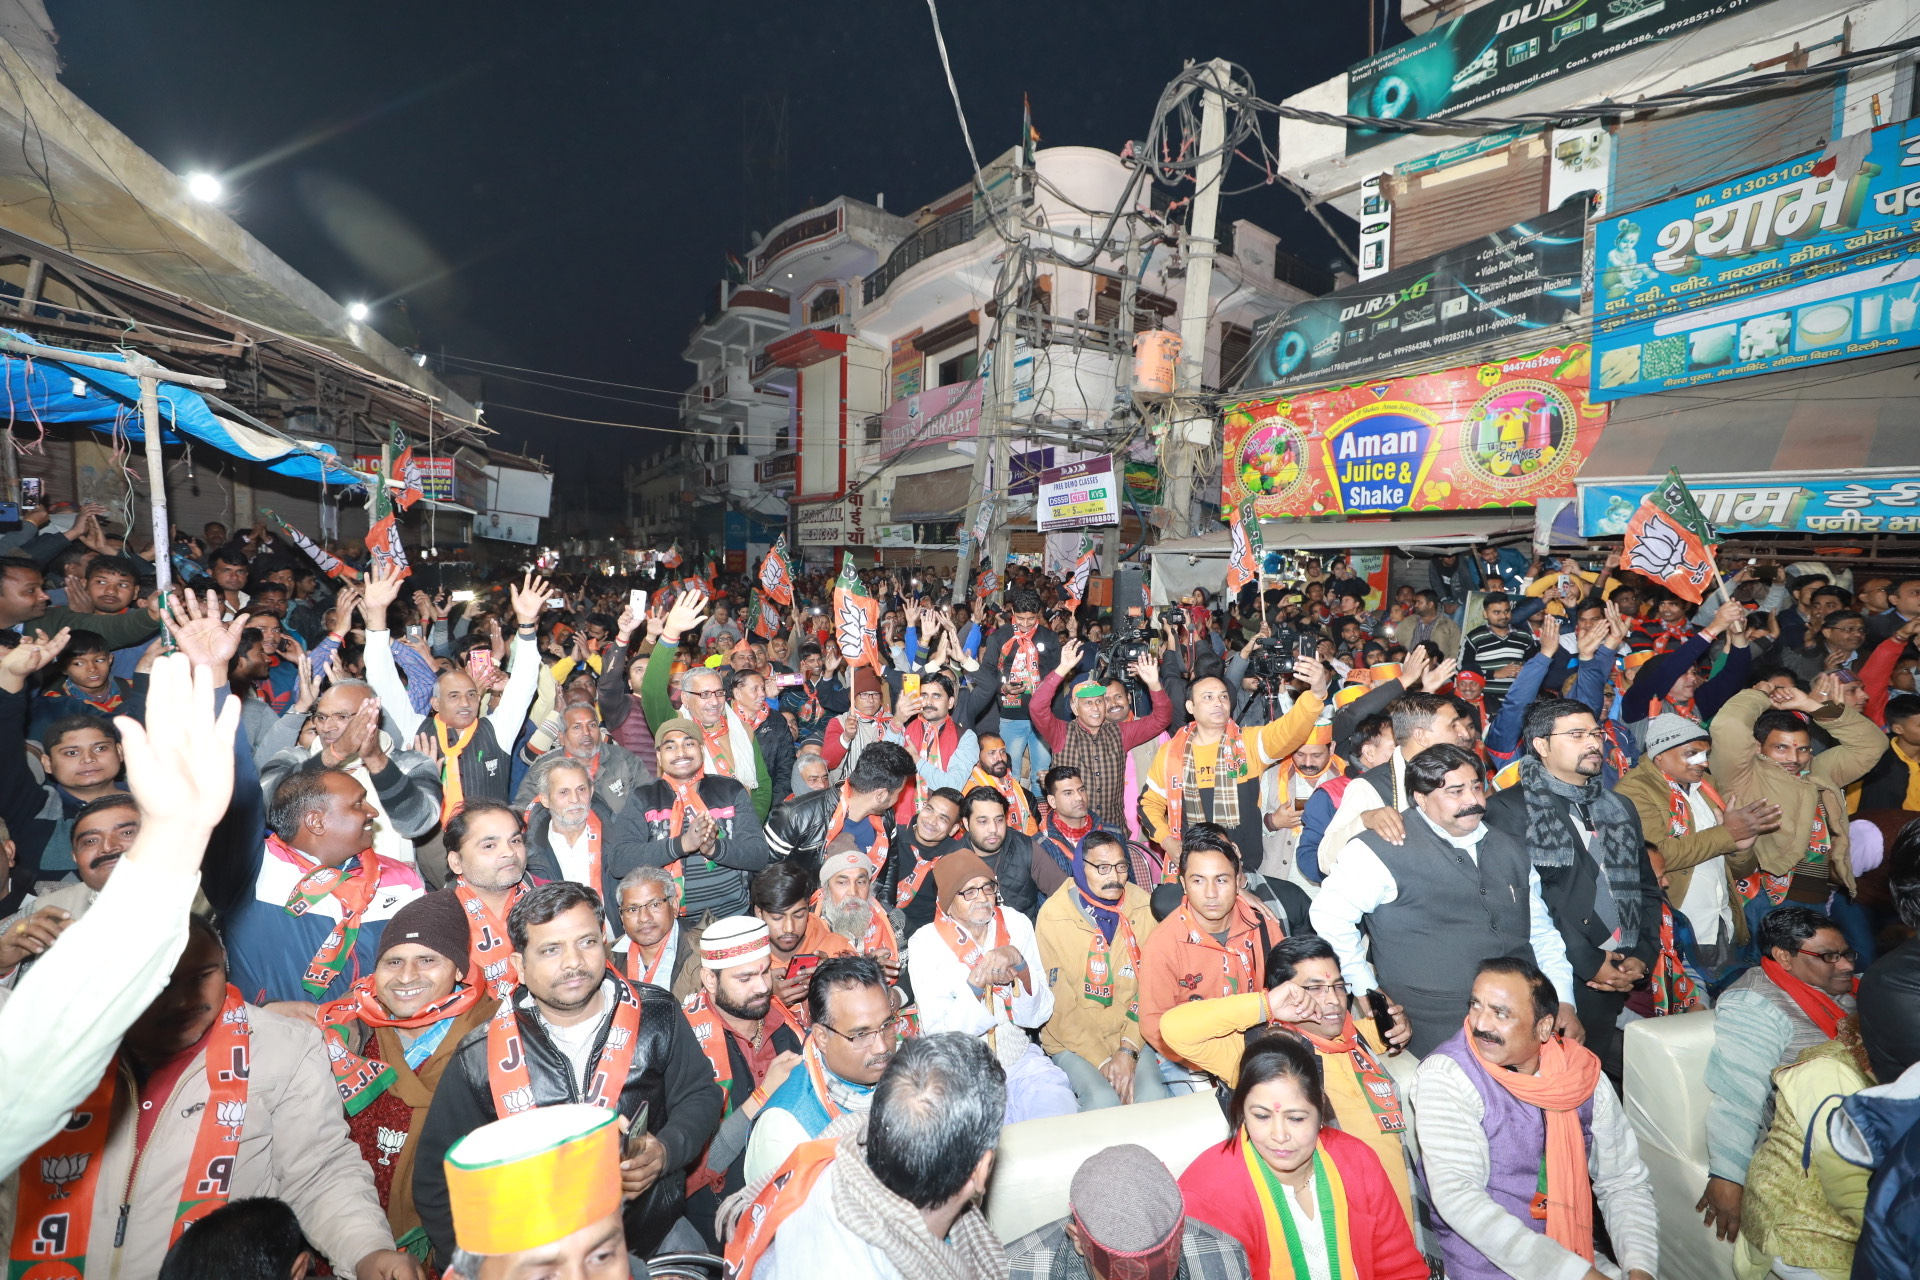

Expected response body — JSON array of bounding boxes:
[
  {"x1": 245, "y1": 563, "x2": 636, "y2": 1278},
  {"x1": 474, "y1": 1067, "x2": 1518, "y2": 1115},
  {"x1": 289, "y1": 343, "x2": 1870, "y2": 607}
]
[{"x1": 2, "y1": 516, "x2": 1919, "y2": 1280}]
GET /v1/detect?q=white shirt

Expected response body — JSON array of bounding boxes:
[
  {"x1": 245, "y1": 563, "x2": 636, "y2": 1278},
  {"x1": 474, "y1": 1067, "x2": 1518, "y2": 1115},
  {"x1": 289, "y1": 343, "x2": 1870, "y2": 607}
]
[
  {"x1": 550, "y1": 823, "x2": 596, "y2": 887},
  {"x1": 757, "y1": 1162, "x2": 913, "y2": 1280},
  {"x1": 906, "y1": 908, "x2": 1053, "y2": 1076},
  {"x1": 1318, "y1": 750, "x2": 1408, "y2": 872},
  {"x1": 1309, "y1": 808, "x2": 1577, "y2": 999},
  {"x1": 1277, "y1": 1166, "x2": 1333, "y2": 1280},
  {"x1": 1677, "y1": 784, "x2": 1733, "y2": 945},
  {"x1": 365, "y1": 629, "x2": 542, "y2": 745}
]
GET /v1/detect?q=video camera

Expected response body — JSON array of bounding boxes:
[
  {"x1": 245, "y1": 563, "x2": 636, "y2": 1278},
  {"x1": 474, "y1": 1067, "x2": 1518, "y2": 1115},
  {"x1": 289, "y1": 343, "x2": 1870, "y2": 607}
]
[
  {"x1": 1246, "y1": 625, "x2": 1317, "y2": 687},
  {"x1": 1096, "y1": 607, "x2": 1153, "y2": 685}
]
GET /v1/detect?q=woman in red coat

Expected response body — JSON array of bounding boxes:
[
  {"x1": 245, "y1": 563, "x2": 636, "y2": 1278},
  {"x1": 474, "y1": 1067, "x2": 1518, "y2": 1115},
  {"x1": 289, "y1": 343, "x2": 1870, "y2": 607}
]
[{"x1": 1178, "y1": 1032, "x2": 1426, "y2": 1280}]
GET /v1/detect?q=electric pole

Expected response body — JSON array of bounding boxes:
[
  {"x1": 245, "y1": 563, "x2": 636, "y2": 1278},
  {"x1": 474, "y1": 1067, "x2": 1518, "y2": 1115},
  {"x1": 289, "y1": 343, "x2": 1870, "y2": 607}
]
[{"x1": 1163, "y1": 58, "x2": 1232, "y2": 541}]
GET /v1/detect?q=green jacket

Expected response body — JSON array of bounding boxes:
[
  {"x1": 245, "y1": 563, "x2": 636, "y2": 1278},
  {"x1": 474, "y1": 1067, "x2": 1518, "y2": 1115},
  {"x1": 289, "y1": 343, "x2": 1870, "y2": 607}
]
[
  {"x1": 639, "y1": 638, "x2": 772, "y2": 820},
  {"x1": 39, "y1": 604, "x2": 160, "y2": 651}
]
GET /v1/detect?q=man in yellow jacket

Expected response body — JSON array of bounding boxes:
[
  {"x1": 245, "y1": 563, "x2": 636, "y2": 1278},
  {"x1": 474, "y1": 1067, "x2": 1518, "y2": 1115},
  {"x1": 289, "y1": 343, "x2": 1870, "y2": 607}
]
[
  {"x1": 1142, "y1": 659, "x2": 1327, "y2": 871},
  {"x1": 1035, "y1": 830, "x2": 1164, "y2": 1109},
  {"x1": 1160, "y1": 933, "x2": 1417, "y2": 1223}
]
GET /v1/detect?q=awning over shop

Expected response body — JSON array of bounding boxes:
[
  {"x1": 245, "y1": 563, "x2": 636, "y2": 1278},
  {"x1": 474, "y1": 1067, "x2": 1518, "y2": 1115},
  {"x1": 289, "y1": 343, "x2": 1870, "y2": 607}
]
[
  {"x1": 889, "y1": 465, "x2": 973, "y2": 521},
  {"x1": 0, "y1": 330, "x2": 360, "y2": 485},
  {"x1": 1579, "y1": 348, "x2": 1920, "y2": 479}
]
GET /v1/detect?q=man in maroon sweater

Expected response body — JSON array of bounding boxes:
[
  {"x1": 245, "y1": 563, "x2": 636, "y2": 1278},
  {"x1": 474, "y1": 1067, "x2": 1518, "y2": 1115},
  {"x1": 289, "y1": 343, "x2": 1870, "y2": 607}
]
[{"x1": 1028, "y1": 638, "x2": 1169, "y2": 839}]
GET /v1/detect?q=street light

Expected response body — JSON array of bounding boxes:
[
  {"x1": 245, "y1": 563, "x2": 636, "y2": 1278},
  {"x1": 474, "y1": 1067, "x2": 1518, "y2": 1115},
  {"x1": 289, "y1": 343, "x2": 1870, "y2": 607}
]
[
  {"x1": 185, "y1": 172, "x2": 224, "y2": 202},
  {"x1": 347, "y1": 302, "x2": 370, "y2": 321}
]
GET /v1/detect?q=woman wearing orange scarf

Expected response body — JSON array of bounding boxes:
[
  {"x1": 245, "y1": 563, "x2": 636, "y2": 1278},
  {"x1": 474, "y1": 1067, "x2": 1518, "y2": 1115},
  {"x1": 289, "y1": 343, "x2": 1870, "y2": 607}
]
[
  {"x1": 1412, "y1": 958, "x2": 1659, "y2": 1280},
  {"x1": 1178, "y1": 1033, "x2": 1426, "y2": 1280}
]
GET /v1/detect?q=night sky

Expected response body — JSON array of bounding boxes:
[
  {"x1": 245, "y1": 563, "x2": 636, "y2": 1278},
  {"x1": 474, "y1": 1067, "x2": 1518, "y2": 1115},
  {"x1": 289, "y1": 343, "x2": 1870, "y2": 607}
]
[{"x1": 54, "y1": 1, "x2": 1398, "y2": 514}]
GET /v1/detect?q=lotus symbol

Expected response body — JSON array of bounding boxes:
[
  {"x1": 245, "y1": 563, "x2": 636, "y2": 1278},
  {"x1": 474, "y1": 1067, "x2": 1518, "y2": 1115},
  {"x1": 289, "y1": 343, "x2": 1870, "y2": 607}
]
[
  {"x1": 1627, "y1": 517, "x2": 1710, "y2": 587},
  {"x1": 835, "y1": 597, "x2": 867, "y2": 662},
  {"x1": 502, "y1": 1086, "x2": 535, "y2": 1114},
  {"x1": 216, "y1": 1101, "x2": 247, "y2": 1133},
  {"x1": 605, "y1": 1025, "x2": 632, "y2": 1051},
  {"x1": 41, "y1": 1153, "x2": 88, "y2": 1198},
  {"x1": 375, "y1": 1126, "x2": 407, "y2": 1166}
]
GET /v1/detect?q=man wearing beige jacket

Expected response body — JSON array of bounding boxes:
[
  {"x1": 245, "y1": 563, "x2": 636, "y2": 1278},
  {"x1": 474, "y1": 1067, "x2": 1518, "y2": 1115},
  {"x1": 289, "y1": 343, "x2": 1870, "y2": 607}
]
[{"x1": 1709, "y1": 675, "x2": 1886, "y2": 947}]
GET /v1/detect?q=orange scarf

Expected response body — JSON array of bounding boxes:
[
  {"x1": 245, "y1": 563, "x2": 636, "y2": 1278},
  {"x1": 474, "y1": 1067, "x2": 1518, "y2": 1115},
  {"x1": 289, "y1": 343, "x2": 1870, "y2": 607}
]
[
  {"x1": 455, "y1": 879, "x2": 525, "y2": 999},
  {"x1": 1466, "y1": 1019, "x2": 1602, "y2": 1261},
  {"x1": 275, "y1": 834, "x2": 381, "y2": 998},
  {"x1": 1295, "y1": 1016, "x2": 1405, "y2": 1133},
  {"x1": 1760, "y1": 956, "x2": 1856, "y2": 1040},
  {"x1": 435, "y1": 717, "x2": 480, "y2": 821},
  {"x1": 968, "y1": 766, "x2": 1038, "y2": 836},
  {"x1": 11, "y1": 987, "x2": 251, "y2": 1270},
  {"x1": 933, "y1": 903, "x2": 1026, "y2": 1045},
  {"x1": 487, "y1": 972, "x2": 642, "y2": 1116},
  {"x1": 1169, "y1": 899, "x2": 1262, "y2": 996},
  {"x1": 682, "y1": 989, "x2": 800, "y2": 1195},
  {"x1": 701, "y1": 717, "x2": 736, "y2": 777},
  {"x1": 316, "y1": 976, "x2": 483, "y2": 1113},
  {"x1": 826, "y1": 783, "x2": 890, "y2": 874},
  {"x1": 814, "y1": 889, "x2": 900, "y2": 959}
]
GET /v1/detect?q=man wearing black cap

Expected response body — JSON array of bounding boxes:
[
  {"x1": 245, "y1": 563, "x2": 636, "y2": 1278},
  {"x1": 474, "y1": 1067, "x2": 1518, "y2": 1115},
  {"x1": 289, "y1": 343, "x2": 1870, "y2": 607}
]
[{"x1": 1006, "y1": 1143, "x2": 1250, "y2": 1280}]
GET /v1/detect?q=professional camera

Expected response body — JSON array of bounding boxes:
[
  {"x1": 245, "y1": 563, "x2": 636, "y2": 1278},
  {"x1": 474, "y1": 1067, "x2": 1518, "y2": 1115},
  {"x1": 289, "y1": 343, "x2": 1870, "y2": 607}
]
[
  {"x1": 1096, "y1": 608, "x2": 1153, "y2": 684},
  {"x1": 1156, "y1": 605, "x2": 1188, "y2": 633},
  {"x1": 1245, "y1": 625, "x2": 1301, "y2": 684}
]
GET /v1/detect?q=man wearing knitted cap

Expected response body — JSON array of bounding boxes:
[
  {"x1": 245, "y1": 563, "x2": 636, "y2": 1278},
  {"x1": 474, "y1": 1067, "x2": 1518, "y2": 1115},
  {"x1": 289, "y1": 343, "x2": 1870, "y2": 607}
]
[
  {"x1": 606, "y1": 716, "x2": 770, "y2": 925},
  {"x1": 821, "y1": 663, "x2": 910, "y2": 783},
  {"x1": 906, "y1": 849, "x2": 1078, "y2": 1122},
  {"x1": 1614, "y1": 712, "x2": 1781, "y2": 976},
  {"x1": 1005, "y1": 1143, "x2": 1250, "y2": 1279},
  {"x1": 818, "y1": 841, "x2": 906, "y2": 981},
  {"x1": 679, "y1": 915, "x2": 805, "y2": 1244},
  {"x1": 316, "y1": 890, "x2": 499, "y2": 1254}
]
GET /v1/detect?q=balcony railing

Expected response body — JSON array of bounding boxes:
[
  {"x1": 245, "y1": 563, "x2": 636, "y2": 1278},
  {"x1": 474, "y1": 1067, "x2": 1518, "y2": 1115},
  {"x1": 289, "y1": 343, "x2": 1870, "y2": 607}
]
[{"x1": 863, "y1": 209, "x2": 977, "y2": 304}]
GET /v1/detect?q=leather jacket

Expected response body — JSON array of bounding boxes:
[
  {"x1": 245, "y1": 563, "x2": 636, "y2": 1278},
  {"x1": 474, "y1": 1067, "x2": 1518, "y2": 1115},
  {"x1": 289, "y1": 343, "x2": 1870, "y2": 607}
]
[
  {"x1": 412, "y1": 972, "x2": 724, "y2": 1260},
  {"x1": 765, "y1": 785, "x2": 898, "y2": 876}
]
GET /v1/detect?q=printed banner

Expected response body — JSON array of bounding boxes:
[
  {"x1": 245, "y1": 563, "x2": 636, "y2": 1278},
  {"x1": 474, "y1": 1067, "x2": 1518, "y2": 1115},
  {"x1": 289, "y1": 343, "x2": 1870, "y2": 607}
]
[
  {"x1": 1347, "y1": 0, "x2": 1775, "y2": 154},
  {"x1": 876, "y1": 378, "x2": 983, "y2": 458},
  {"x1": 1581, "y1": 474, "x2": 1920, "y2": 536},
  {"x1": 1036, "y1": 456, "x2": 1120, "y2": 531},
  {"x1": 1237, "y1": 203, "x2": 1586, "y2": 392},
  {"x1": 1592, "y1": 121, "x2": 1920, "y2": 401},
  {"x1": 1223, "y1": 344, "x2": 1609, "y2": 518}
]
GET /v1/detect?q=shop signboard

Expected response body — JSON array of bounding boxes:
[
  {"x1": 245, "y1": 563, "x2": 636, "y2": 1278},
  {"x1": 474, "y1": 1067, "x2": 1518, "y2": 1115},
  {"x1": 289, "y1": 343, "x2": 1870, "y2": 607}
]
[
  {"x1": 794, "y1": 493, "x2": 868, "y2": 546},
  {"x1": 1346, "y1": 0, "x2": 1774, "y2": 154},
  {"x1": 876, "y1": 378, "x2": 983, "y2": 458},
  {"x1": 474, "y1": 511, "x2": 539, "y2": 546},
  {"x1": 1223, "y1": 344, "x2": 1609, "y2": 518},
  {"x1": 1581, "y1": 473, "x2": 1920, "y2": 537},
  {"x1": 1591, "y1": 122, "x2": 1920, "y2": 401},
  {"x1": 1036, "y1": 455, "x2": 1120, "y2": 531},
  {"x1": 1236, "y1": 203, "x2": 1585, "y2": 392},
  {"x1": 355, "y1": 452, "x2": 459, "y2": 503}
]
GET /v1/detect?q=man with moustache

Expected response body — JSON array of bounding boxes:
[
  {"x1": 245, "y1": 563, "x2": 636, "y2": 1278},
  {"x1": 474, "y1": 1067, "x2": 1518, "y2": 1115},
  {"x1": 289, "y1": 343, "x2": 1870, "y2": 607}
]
[
  {"x1": 957, "y1": 785, "x2": 1039, "y2": 917},
  {"x1": 642, "y1": 590, "x2": 772, "y2": 819},
  {"x1": 516, "y1": 701, "x2": 650, "y2": 817},
  {"x1": 679, "y1": 917, "x2": 806, "y2": 1242},
  {"x1": 1, "y1": 915, "x2": 420, "y2": 1280},
  {"x1": 612, "y1": 865, "x2": 702, "y2": 996},
  {"x1": 1313, "y1": 744, "x2": 1580, "y2": 1057},
  {"x1": 1486, "y1": 698, "x2": 1661, "y2": 1079},
  {"x1": 1027, "y1": 641, "x2": 1170, "y2": 833},
  {"x1": 0, "y1": 793, "x2": 138, "y2": 980},
  {"x1": 1035, "y1": 829, "x2": 1166, "y2": 1110},
  {"x1": 315, "y1": 891, "x2": 498, "y2": 1250},
  {"x1": 412, "y1": 881, "x2": 724, "y2": 1260},
  {"x1": 438, "y1": 801, "x2": 540, "y2": 1001},
  {"x1": 966, "y1": 732, "x2": 1040, "y2": 836},
  {"x1": 741, "y1": 955, "x2": 900, "y2": 1183},
  {"x1": 885, "y1": 787, "x2": 964, "y2": 935},
  {"x1": 524, "y1": 758, "x2": 615, "y2": 907},
  {"x1": 260, "y1": 679, "x2": 443, "y2": 872},
  {"x1": 225, "y1": 767, "x2": 427, "y2": 1005},
  {"x1": 728, "y1": 665, "x2": 795, "y2": 805},
  {"x1": 607, "y1": 718, "x2": 770, "y2": 925},
  {"x1": 1412, "y1": 959, "x2": 1657, "y2": 1280},
  {"x1": 815, "y1": 844, "x2": 905, "y2": 985},
  {"x1": 895, "y1": 671, "x2": 981, "y2": 825},
  {"x1": 1031, "y1": 765, "x2": 1131, "y2": 900}
]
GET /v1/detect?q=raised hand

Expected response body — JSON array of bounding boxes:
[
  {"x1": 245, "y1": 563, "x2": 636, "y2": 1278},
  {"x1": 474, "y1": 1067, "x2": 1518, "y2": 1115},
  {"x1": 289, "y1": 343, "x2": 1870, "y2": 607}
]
[
  {"x1": 1537, "y1": 613, "x2": 1562, "y2": 655},
  {"x1": 164, "y1": 590, "x2": 247, "y2": 674},
  {"x1": 1056, "y1": 637, "x2": 1085, "y2": 675},
  {"x1": 662, "y1": 588, "x2": 708, "y2": 645},
  {"x1": 1294, "y1": 655, "x2": 1330, "y2": 700},
  {"x1": 0, "y1": 628, "x2": 71, "y2": 691},
  {"x1": 1129, "y1": 652, "x2": 1162, "y2": 690},
  {"x1": 1420, "y1": 657, "x2": 1458, "y2": 693},
  {"x1": 508, "y1": 571, "x2": 552, "y2": 629},
  {"x1": 361, "y1": 563, "x2": 406, "y2": 630},
  {"x1": 1398, "y1": 643, "x2": 1430, "y2": 689},
  {"x1": 116, "y1": 654, "x2": 240, "y2": 841}
]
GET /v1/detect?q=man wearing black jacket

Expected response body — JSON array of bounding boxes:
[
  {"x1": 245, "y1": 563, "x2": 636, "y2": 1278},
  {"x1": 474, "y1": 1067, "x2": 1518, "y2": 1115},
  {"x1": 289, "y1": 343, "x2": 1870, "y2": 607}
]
[
  {"x1": 764, "y1": 740, "x2": 913, "y2": 874},
  {"x1": 978, "y1": 587, "x2": 1061, "y2": 785},
  {"x1": 606, "y1": 719, "x2": 770, "y2": 923},
  {"x1": 413, "y1": 881, "x2": 721, "y2": 1260},
  {"x1": 1484, "y1": 697, "x2": 1660, "y2": 1080},
  {"x1": 728, "y1": 667, "x2": 794, "y2": 802}
]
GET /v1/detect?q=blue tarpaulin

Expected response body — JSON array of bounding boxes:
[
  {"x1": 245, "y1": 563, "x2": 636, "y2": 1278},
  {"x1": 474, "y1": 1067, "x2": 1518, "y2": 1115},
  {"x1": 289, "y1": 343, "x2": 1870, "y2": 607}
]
[{"x1": 0, "y1": 329, "x2": 362, "y2": 485}]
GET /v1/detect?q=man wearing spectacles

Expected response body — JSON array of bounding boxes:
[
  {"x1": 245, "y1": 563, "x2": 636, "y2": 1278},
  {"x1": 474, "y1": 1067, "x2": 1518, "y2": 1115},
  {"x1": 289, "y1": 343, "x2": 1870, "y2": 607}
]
[
  {"x1": 1034, "y1": 830, "x2": 1166, "y2": 1110},
  {"x1": 1486, "y1": 697, "x2": 1660, "y2": 1081},
  {"x1": 743, "y1": 954, "x2": 895, "y2": 1183},
  {"x1": 1700, "y1": 905, "x2": 1859, "y2": 1246},
  {"x1": 907, "y1": 851, "x2": 1077, "y2": 1122},
  {"x1": 1160, "y1": 934, "x2": 1418, "y2": 1222}
]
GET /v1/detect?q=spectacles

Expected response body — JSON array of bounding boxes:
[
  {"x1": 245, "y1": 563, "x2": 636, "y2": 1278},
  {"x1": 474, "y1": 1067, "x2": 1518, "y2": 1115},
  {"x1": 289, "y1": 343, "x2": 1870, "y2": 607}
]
[
  {"x1": 1546, "y1": 728, "x2": 1605, "y2": 743},
  {"x1": 1795, "y1": 947, "x2": 1859, "y2": 966},
  {"x1": 956, "y1": 882, "x2": 999, "y2": 903},
  {"x1": 816, "y1": 1017, "x2": 900, "y2": 1048},
  {"x1": 683, "y1": 689, "x2": 725, "y2": 700},
  {"x1": 1296, "y1": 981, "x2": 1350, "y2": 998},
  {"x1": 1084, "y1": 861, "x2": 1129, "y2": 877}
]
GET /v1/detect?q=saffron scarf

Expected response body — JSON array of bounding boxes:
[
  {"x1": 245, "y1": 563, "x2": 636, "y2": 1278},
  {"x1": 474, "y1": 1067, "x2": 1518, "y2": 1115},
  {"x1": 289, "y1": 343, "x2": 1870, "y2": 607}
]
[
  {"x1": 1000, "y1": 626, "x2": 1042, "y2": 705},
  {"x1": 934, "y1": 904, "x2": 1024, "y2": 1043},
  {"x1": 1171, "y1": 900, "x2": 1261, "y2": 996},
  {"x1": 316, "y1": 976, "x2": 482, "y2": 1114},
  {"x1": 1466, "y1": 1018, "x2": 1602, "y2": 1261},
  {"x1": 1162, "y1": 722, "x2": 1249, "y2": 853},
  {"x1": 275, "y1": 833, "x2": 381, "y2": 998},
  {"x1": 681, "y1": 989, "x2": 800, "y2": 1196},
  {"x1": 969, "y1": 766, "x2": 1038, "y2": 836},
  {"x1": 1074, "y1": 888, "x2": 1141, "y2": 1013},
  {"x1": 487, "y1": 973, "x2": 643, "y2": 1116},
  {"x1": 1760, "y1": 956, "x2": 1855, "y2": 1040},
  {"x1": 826, "y1": 783, "x2": 890, "y2": 875},
  {"x1": 625, "y1": 927, "x2": 676, "y2": 985},
  {"x1": 701, "y1": 717, "x2": 737, "y2": 777},
  {"x1": 11, "y1": 987, "x2": 251, "y2": 1271},
  {"x1": 435, "y1": 717, "x2": 479, "y2": 821},
  {"x1": 1242, "y1": 1135, "x2": 1358, "y2": 1280},
  {"x1": 1295, "y1": 1017, "x2": 1405, "y2": 1133},
  {"x1": 454, "y1": 879, "x2": 525, "y2": 1000},
  {"x1": 907, "y1": 717, "x2": 961, "y2": 809}
]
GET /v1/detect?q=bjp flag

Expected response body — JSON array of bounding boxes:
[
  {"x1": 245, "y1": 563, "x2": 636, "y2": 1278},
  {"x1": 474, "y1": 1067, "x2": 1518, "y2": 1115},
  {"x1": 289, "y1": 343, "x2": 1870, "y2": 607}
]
[{"x1": 1621, "y1": 468, "x2": 1720, "y2": 604}]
